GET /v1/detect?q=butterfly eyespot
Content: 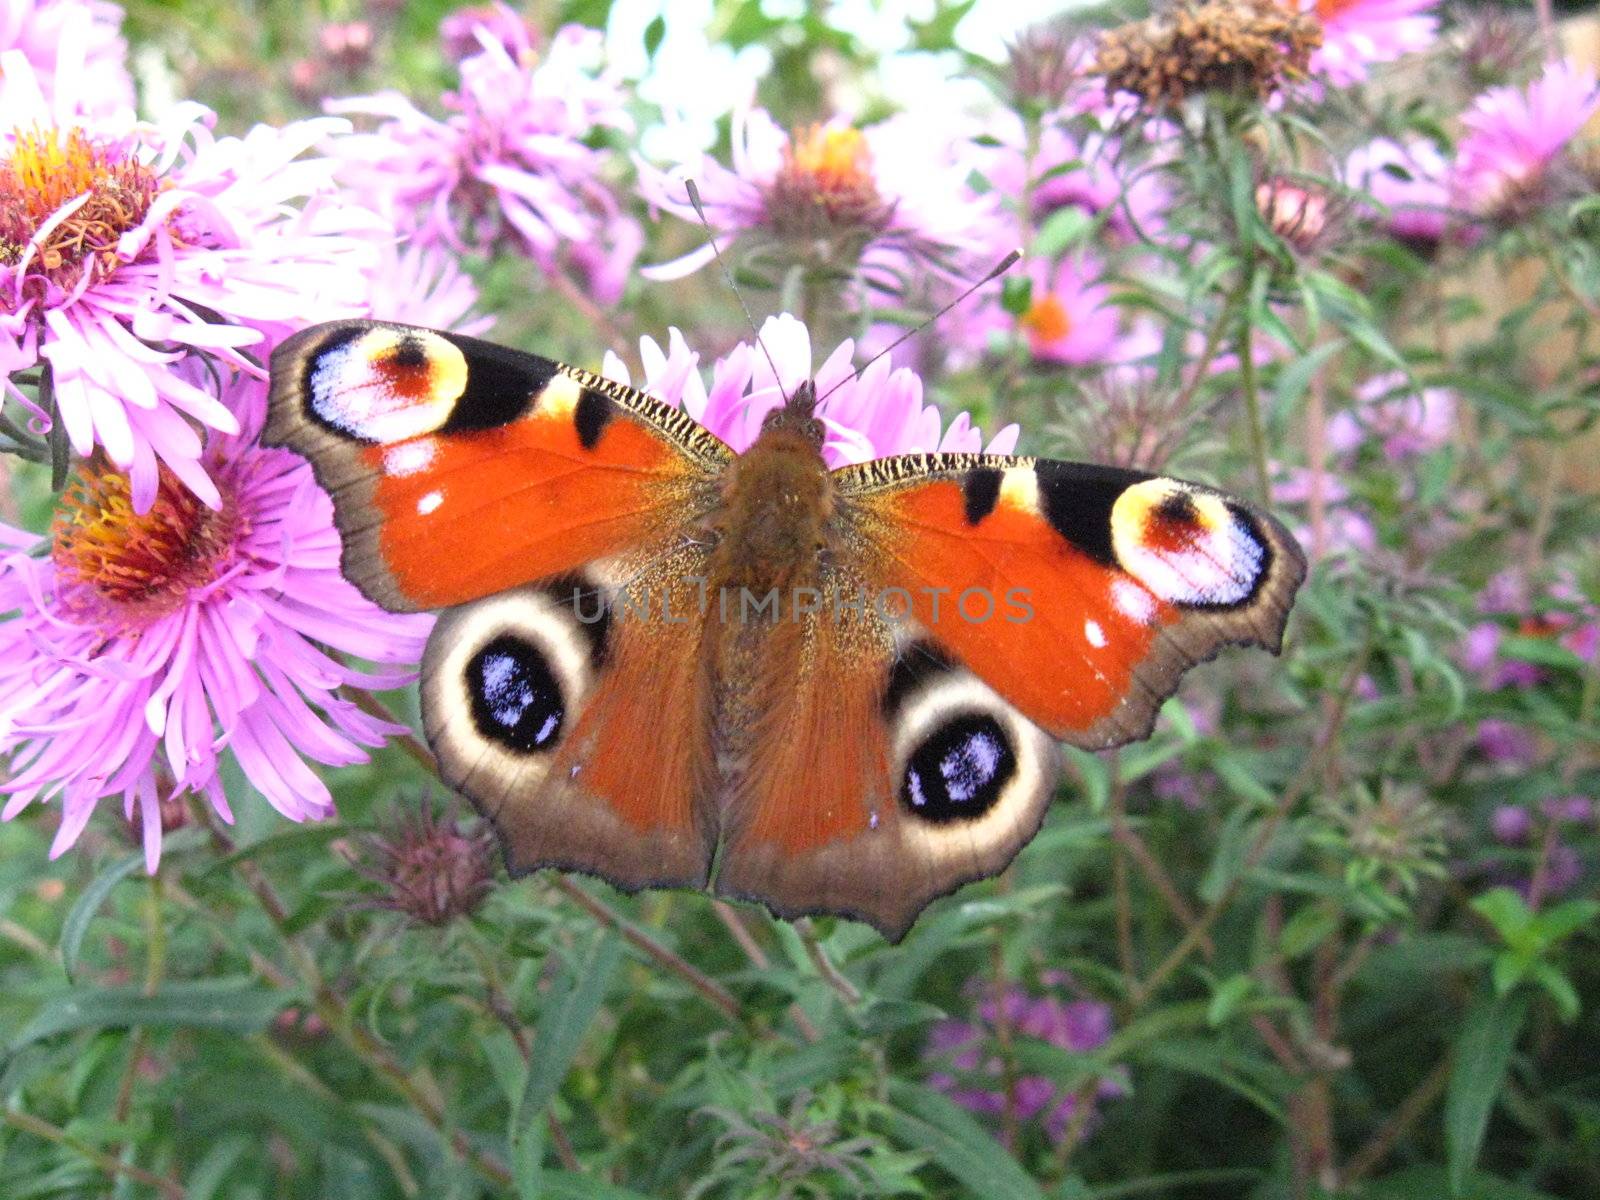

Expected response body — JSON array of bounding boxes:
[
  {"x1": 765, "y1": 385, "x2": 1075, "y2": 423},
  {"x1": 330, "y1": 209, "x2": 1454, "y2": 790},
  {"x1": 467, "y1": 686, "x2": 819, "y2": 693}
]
[
  {"x1": 307, "y1": 327, "x2": 467, "y2": 444},
  {"x1": 1110, "y1": 479, "x2": 1267, "y2": 608},
  {"x1": 900, "y1": 712, "x2": 1017, "y2": 825},
  {"x1": 466, "y1": 634, "x2": 566, "y2": 754}
]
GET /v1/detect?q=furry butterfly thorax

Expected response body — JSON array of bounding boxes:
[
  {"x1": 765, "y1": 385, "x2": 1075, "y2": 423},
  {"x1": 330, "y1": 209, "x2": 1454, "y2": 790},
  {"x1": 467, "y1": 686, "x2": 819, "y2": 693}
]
[{"x1": 266, "y1": 320, "x2": 1305, "y2": 939}]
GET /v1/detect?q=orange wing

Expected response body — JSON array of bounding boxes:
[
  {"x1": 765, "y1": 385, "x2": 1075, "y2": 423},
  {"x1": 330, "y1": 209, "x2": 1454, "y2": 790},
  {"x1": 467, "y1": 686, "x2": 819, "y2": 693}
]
[
  {"x1": 834, "y1": 454, "x2": 1307, "y2": 748},
  {"x1": 266, "y1": 321, "x2": 731, "y2": 611}
]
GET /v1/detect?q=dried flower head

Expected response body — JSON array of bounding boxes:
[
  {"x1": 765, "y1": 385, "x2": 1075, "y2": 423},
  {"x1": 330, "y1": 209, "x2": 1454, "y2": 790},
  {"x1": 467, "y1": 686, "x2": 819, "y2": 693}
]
[
  {"x1": 357, "y1": 798, "x2": 496, "y2": 927},
  {"x1": 1454, "y1": 8, "x2": 1541, "y2": 90},
  {"x1": 1091, "y1": 0, "x2": 1322, "y2": 108},
  {"x1": 1004, "y1": 24, "x2": 1092, "y2": 109}
]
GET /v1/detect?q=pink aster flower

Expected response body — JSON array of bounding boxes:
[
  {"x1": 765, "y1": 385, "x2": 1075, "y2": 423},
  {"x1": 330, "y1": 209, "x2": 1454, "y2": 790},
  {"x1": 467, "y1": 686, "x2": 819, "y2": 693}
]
[
  {"x1": 1015, "y1": 256, "x2": 1126, "y2": 366},
  {"x1": 1346, "y1": 136, "x2": 1462, "y2": 247},
  {"x1": 1301, "y1": 0, "x2": 1439, "y2": 88},
  {"x1": 1452, "y1": 60, "x2": 1600, "y2": 221},
  {"x1": 328, "y1": 22, "x2": 638, "y2": 302},
  {"x1": 637, "y1": 107, "x2": 996, "y2": 297},
  {"x1": 0, "y1": 54, "x2": 380, "y2": 511},
  {"x1": 364, "y1": 241, "x2": 492, "y2": 337},
  {"x1": 597, "y1": 313, "x2": 1018, "y2": 466},
  {"x1": 1327, "y1": 372, "x2": 1455, "y2": 460},
  {"x1": 925, "y1": 980, "x2": 1121, "y2": 1144},
  {"x1": 0, "y1": 0, "x2": 133, "y2": 120},
  {"x1": 0, "y1": 374, "x2": 431, "y2": 872}
]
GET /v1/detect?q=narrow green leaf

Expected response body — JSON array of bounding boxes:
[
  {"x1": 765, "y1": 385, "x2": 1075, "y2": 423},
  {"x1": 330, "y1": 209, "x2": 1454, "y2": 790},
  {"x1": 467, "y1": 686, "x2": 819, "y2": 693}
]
[
  {"x1": 1445, "y1": 990, "x2": 1529, "y2": 1196},
  {"x1": 59, "y1": 851, "x2": 144, "y2": 983},
  {"x1": 884, "y1": 1080, "x2": 1045, "y2": 1200},
  {"x1": 8, "y1": 979, "x2": 288, "y2": 1053},
  {"x1": 511, "y1": 931, "x2": 623, "y2": 1199}
]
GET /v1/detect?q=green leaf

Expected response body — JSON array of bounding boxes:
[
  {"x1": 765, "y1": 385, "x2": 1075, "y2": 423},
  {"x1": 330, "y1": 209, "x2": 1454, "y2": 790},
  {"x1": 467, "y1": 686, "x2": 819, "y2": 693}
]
[
  {"x1": 8, "y1": 979, "x2": 288, "y2": 1054},
  {"x1": 511, "y1": 930, "x2": 623, "y2": 1199},
  {"x1": 1034, "y1": 206, "x2": 1093, "y2": 259},
  {"x1": 58, "y1": 851, "x2": 144, "y2": 983},
  {"x1": 1206, "y1": 975, "x2": 1256, "y2": 1027},
  {"x1": 1529, "y1": 898, "x2": 1600, "y2": 946},
  {"x1": 1445, "y1": 990, "x2": 1529, "y2": 1196},
  {"x1": 884, "y1": 1080, "x2": 1045, "y2": 1200},
  {"x1": 1526, "y1": 961, "x2": 1581, "y2": 1023},
  {"x1": 1278, "y1": 903, "x2": 1340, "y2": 960},
  {"x1": 1470, "y1": 888, "x2": 1533, "y2": 944},
  {"x1": 642, "y1": 14, "x2": 665, "y2": 58}
]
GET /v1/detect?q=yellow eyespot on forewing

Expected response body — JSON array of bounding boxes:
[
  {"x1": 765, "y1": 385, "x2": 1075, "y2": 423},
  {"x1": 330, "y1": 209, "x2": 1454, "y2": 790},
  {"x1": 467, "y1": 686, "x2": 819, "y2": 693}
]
[
  {"x1": 1111, "y1": 478, "x2": 1265, "y2": 607},
  {"x1": 307, "y1": 327, "x2": 468, "y2": 444}
]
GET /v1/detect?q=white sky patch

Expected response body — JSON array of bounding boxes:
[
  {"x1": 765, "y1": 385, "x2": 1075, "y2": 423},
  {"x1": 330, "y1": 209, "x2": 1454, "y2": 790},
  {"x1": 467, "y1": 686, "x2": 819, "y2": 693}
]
[
  {"x1": 417, "y1": 490, "x2": 444, "y2": 516},
  {"x1": 606, "y1": 0, "x2": 1093, "y2": 160}
]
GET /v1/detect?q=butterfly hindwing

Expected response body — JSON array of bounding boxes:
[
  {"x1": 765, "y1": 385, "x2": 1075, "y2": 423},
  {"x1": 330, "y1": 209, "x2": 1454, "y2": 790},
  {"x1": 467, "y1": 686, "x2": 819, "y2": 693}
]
[
  {"x1": 421, "y1": 552, "x2": 719, "y2": 891},
  {"x1": 834, "y1": 453, "x2": 1306, "y2": 748},
  {"x1": 713, "y1": 595, "x2": 1060, "y2": 940},
  {"x1": 265, "y1": 320, "x2": 731, "y2": 611}
]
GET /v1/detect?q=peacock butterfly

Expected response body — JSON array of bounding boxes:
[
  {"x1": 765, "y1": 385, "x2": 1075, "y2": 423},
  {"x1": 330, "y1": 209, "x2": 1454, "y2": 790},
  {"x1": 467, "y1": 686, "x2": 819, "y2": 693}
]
[{"x1": 265, "y1": 320, "x2": 1305, "y2": 939}]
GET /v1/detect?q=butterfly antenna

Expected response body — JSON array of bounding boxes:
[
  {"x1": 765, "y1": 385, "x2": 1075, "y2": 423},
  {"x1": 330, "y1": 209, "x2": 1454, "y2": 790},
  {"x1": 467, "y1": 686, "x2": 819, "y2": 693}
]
[
  {"x1": 684, "y1": 179, "x2": 788, "y2": 399},
  {"x1": 814, "y1": 248, "x2": 1022, "y2": 406}
]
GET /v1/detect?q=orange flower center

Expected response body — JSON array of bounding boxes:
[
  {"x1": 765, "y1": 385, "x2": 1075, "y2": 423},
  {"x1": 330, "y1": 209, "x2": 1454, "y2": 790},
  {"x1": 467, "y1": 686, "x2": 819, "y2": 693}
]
[
  {"x1": 1313, "y1": 0, "x2": 1353, "y2": 22},
  {"x1": 52, "y1": 460, "x2": 238, "y2": 617},
  {"x1": 1021, "y1": 294, "x2": 1072, "y2": 344},
  {"x1": 0, "y1": 126, "x2": 163, "y2": 294}
]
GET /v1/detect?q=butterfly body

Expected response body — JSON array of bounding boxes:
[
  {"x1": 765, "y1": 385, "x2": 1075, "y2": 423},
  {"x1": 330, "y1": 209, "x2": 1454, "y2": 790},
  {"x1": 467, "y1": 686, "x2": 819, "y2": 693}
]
[{"x1": 268, "y1": 319, "x2": 1306, "y2": 939}]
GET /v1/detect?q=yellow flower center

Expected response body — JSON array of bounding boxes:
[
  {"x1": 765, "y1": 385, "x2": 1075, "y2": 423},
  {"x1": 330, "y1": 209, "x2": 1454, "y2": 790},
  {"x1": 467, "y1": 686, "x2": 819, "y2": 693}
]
[
  {"x1": 766, "y1": 124, "x2": 892, "y2": 240},
  {"x1": 52, "y1": 460, "x2": 238, "y2": 618},
  {"x1": 1021, "y1": 295, "x2": 1072, "y2": 344},
  {"x1": 0, "y1": 126, "x2": 163, "y2": 292}
]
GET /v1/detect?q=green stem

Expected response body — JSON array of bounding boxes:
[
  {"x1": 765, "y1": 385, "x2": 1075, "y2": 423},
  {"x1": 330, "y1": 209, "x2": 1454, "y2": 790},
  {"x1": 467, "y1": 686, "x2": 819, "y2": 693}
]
[
  {"x1": 3, "y1": 1107, "x2": 185, "y2": 1199},
  {"x1": 1237, "y1": 287, "x2": 1273, "y2": 504}
]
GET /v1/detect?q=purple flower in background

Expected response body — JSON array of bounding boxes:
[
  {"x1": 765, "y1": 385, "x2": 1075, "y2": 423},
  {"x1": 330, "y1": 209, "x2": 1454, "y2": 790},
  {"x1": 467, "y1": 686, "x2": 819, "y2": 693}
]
[
  {"x1": 598, "y1": 313, "x2": 1017, "y2": 466},
  {"x1": 0, "y1": 0, "x2": 134, "y2": 120},
  {"x1": 637, "y1": 108, "x2": 996, "y2": 296},
  {"x1": 440, "y1": 2, "x2": 537, "y2": 63},
  {"x1": 0, "y1": 375, "x2": 431, "y2": 872},
  {"x1": 1475, "y1": 719, "x2": 1537, "y2": 767},
  {"x1": 1346, "y1": 136, "x2": 1460, "y2": 247},
  {"x1": 0, "y1": 55, "x2": 379, "y2": 510},
  {"x1": 330, "y1": 22, "x2": 638, "y2": 302},
  {"x1": 1461, "y1": 575, "x2": 1600, "y2": 690},
  {"x1": 983, "y1": 116, "x2": 1168, "y2": 243},
  {"x1": 1299, "y1": 0, "x2": 1439, "y2": 87},
  {"x1": 1491, "y1": 805, "x2": 1532, "y2": 845},
  {"x1": 1452, "y1": 60, "x2": 1600, "y2": 221},
  {"x1": 1327, "y1": 372, "x2": 1456, "y2": 460},
  {"x1": 925, "y1": 981, "x2": 1120, "y2": 1143}
]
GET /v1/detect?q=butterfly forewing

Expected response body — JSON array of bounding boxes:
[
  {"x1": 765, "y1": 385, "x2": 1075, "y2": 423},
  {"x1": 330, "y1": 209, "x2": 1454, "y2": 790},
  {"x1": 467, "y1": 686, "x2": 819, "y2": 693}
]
[
  {"x1": 833, "y1": 452, "x2": 1306, "y2": 748},
  {"x1": 266, "y1": 320, "x2": 731, "y2": 611}
]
